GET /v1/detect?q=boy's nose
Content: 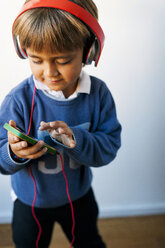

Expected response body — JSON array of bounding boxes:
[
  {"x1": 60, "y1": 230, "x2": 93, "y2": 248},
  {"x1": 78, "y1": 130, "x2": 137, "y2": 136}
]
[{"x1": 44, "y1": 63, "x2": 59, "y2": 77}]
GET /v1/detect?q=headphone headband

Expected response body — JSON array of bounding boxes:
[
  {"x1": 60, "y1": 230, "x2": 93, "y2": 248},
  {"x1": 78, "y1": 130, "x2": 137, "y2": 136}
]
[{"x1": 12, "y1": 0, "x2": 105, "y2": 66}]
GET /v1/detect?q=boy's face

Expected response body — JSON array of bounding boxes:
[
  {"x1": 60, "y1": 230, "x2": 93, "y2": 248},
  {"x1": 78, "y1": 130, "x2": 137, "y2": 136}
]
[{"x1": 26, "y1": 48, "x2": 84, "y2": 98}]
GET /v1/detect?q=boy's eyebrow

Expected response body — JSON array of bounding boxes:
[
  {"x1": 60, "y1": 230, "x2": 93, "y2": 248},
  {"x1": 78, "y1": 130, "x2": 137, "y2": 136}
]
[{"x1": 28, "y1": 54, "x2": 41, "y2": 59}]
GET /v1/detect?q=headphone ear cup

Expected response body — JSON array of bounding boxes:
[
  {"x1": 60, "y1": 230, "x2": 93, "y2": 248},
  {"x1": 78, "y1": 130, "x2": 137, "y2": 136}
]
[
  {"x1": 13, "y1": 35, "x2": 28, "y2": 59},
  {"x1": 84, "y1": 39, "x2": 98, "y2": 65}
]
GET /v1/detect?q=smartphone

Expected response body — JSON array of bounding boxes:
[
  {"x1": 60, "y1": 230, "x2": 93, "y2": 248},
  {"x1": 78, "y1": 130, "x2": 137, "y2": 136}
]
[{"x1": 3, "y1": 123, "x2": 57, "y2": 155}]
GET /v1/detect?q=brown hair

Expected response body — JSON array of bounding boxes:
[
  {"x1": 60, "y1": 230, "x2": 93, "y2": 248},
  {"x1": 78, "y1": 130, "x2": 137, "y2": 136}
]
[{"x1": 13, "y1": 0, "x2": 98, "y2": 54}]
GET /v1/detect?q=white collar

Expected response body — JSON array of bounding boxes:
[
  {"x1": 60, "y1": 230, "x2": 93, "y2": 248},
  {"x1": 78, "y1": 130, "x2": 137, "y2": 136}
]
[{"x1": 33, "y1": 70, "x2": 91, "y2": 100}]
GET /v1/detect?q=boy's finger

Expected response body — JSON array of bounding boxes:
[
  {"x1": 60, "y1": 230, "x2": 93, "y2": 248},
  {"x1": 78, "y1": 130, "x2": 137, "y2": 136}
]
[
  {"x1": 61, "y1": 135, "x2": 76, "y2": 148},
  {"x1": 58, "y1": 127, "x2": 73, "y2": 136},
  {"x1": 8, "y1": 120, "x2": 20, "y2": 144},
  {"x1": 39, "y1": 121, "x2": 51, "y2": 131},
  {"x1": 69, "y1": 140, "x2": 76, "y2": 148},
  {"x1": 26, "y1": 147, "x2": 47, "y2": 160},
  {"x1": 50, "y1": 121, "x2": 67, "y2": 129},
  {"x1": 11, "y1": 141, "x2": 28, "y2": 151},
  {"x1": 18, "y1": 140, "x2": 45, "y2": 156},
  {"x1": 8, "y1": 132, "x2": 20, "y2": 144},
  {"x1": 9, "y1": 120, "x2": 16, "y2": 128},
  {"x1": 39, "y1": 121, "x2": 67, "y2": 130},
  {"x1": 28, "y1": 140, "x2": 45, "y2": 154}
]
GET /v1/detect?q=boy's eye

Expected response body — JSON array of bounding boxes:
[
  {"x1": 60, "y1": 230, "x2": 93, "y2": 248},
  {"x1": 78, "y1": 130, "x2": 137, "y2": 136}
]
[
  {"x1": 31, "y1": 57, "x2": 73, "y2": 65},
  {"x1": 56, "y1": 59, "x2": 72, "y2": 65},
  {"x1": 32, "y1": 60, "x2": 42, "y2": 64}
]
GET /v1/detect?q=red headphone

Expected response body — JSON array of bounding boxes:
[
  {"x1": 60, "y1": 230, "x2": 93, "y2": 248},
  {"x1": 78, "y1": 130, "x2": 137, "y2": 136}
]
[{"x1": 12, "y1": 0, "x2": 105, "y2": 66}]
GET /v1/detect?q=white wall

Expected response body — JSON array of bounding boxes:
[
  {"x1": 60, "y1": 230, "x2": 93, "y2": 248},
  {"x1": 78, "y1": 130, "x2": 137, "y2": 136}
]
[{"x1": 0, "y1": 0, "x2": 165, "y2": 223}]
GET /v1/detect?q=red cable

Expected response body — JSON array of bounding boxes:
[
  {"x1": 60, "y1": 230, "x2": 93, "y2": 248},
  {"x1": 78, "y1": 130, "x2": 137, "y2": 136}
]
[
  {"x1": 26, "y1": 86, "x2": 36, "y2": 136},
  {"x1": 28, "y1": 167, "x2": 42, "y2": 248},
  {"x1": 59, "y1": 153, "x2": 75, "y2": 247},
  {"x1": 26, "y1": 85, "x2": 42, "y2": 248},
  {"x1": 27, "y1": 85, "x2": 75, "y2": 248}
]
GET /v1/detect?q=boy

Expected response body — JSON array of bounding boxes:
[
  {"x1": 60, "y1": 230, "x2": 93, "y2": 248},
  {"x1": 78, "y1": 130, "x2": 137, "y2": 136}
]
[{"x1": 0, "y1": 0, "x2": 121, "y2": 247}]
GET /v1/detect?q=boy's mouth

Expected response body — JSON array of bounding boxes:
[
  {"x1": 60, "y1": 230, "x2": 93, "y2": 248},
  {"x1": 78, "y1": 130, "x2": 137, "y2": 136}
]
[{"x1": 47, "y1": 79, "x2": 63, "y2": 84}]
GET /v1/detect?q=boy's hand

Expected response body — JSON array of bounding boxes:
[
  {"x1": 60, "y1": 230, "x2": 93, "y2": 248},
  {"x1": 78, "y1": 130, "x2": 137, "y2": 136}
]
[
  {"x1": 39, "y1": 121, "x2": 76, "y2": 148},
  {"x1": 8, "y1": 120, "x2": 47, "y2": 160}
]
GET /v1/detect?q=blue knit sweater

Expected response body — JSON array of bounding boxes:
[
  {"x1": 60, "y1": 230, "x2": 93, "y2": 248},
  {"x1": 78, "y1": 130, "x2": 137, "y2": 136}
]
[{"x1": 0, "y1": 75, "x2": 121, "y2": 208}]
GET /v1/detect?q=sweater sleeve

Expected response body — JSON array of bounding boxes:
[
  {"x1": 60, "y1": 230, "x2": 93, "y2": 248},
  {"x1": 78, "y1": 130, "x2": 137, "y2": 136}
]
[
  {"x1": 70, "y1": 91, "x2": 121, "y2": 167},
  {"x1": 0, "y1": 94, "x2": 30, "y2": 175},
  {"x1": 52, "y1": 83, "x2": 122, "y2": 167}
]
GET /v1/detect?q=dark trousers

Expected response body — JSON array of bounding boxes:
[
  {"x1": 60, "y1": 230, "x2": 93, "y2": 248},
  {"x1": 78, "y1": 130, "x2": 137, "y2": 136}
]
[{"x1": 12, "y1": 188, "x2": 106, "y2": 248}]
